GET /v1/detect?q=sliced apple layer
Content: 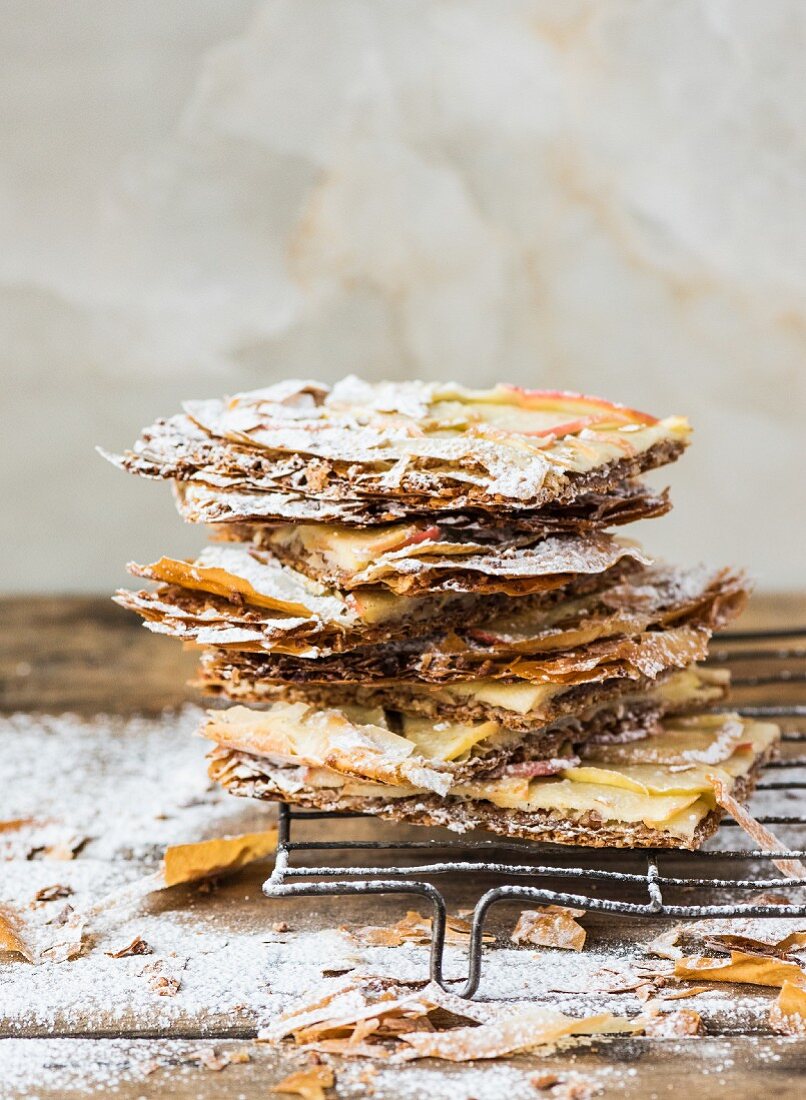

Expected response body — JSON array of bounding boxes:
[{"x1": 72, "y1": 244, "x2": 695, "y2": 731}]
[
  {"x1": 237, "y1": 508, "x2": 664, "y2": 594},
  {"x1": 189, "y1": 563, "x2": 746, "y2": 681},
  {"x1": 104, "y1": 377, "x2": 690, "y2": 517},
  {"x1": 201, "y1": 677, "x2": 739, "y2": 793},
  {"x1": 207, "y1": 714, "x2": 779, "y2": 849},
  {"x1": 114, "y1": 537, "x2": 648, "y2": 657}
]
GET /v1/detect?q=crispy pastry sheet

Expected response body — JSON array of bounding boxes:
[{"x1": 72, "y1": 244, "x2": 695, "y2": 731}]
[
  {"x1": 200, "y1": 667, "x2": 729, "y2": 786},
  {"x1": 206, "y1": 715, "x2": 779, "y2": 850},
  {"x1": 115, "y1": 537, "x2": 648, "y2": 656},
  {"x1": 199, "y1": 656, "x2": 729, "y2": 734},
  {"x1": 191, "y1": 563, "x2": 747, "y2": 675},
  {"x1": 180, "y1": 480, "x2": 671, "y2": 530},
  {"x1": 102, "y1": 378, "x2": 689, "y2": 513}
]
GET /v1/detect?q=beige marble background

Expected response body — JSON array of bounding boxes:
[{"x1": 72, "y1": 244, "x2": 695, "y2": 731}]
[{"x1": 2, "y1": 0, "x2": 804, "y2": 592}]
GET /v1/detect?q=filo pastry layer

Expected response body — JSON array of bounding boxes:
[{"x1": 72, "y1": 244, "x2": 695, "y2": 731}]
[
  {"x1": 195, "y1": 564, "x2": 748, "y2": 689},
  {"x1": 200, "y1": 666, "x2": 729, "y2": 788},
  {"x1": 206, "y1": 714, "x2": 779, "y2": 850},
  {"x1": 114, "y1": 536, "x2": 647, "y2": 657},
  {"x1": 180, "y1": 480, "x2": 670, "y2": 531},
  {"x1": 102, "y1": 378, "x2": 690, "y2": 515}
]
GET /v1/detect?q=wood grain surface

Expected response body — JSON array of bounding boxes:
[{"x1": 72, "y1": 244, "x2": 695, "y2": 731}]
[{"x1": 1, "y1": 594, "x2": 805, "y2": 1099}]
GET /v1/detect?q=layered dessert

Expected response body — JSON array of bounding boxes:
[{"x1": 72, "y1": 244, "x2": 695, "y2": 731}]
[{"x1": 105, "y1": 378, "x2": 775, "y2": 848}]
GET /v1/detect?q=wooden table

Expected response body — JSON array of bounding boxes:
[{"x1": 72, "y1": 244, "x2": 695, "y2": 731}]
[{"x1": 1, "y1": 595, "x2": 805, "y2": 1099}]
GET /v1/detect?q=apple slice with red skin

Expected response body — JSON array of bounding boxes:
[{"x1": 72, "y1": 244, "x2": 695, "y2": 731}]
[
  {"x1": 499, "y1": 385, "x2": 659, "y2": 427},
  {"x1": 397, "y1": 525, "x2": 442, "y2": 550}
]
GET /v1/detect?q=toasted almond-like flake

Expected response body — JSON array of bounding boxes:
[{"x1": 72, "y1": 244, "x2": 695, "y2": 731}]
[
  {"x1": 661, "y1": 986, "x2": 709, "y2": 1000},
  {"x1": 641, "y1": 1008, "x2": 703, "y2": 1037},
  {"x1": 271, "y1": 1065, "x2": 335, "y2": 1099},
  {"x1": 512, "y1": 906, "x2": 587, "y2": 951},
  {"x1": 346, "y1": 909, "x2": 493, "y2": 948},
  {"x1": 646, "y1": 927, "x2": 684, "y2": 960},
  {"x1": 703, "y1": 932, "x2": 806, "y2": 959},
  {"x1": 674, "y1": 949, "x2": 806, "y2": 988},
  {"x1": 709, "y1": 776, "x2": 806, "y2": 880},
  {"x1": 105, "y1": 935, "x2": 152, "y2": 959},
  {"x1": 161, "y1": 828, "x2": 278, "y2": 886},
  {"x1": 770, "y1": 980, "x2": 806, "y2": 1034},
  {"x1": 31, "y1": 883, "x2": 73, "y2": 906},
  {"x1": 0, "y1": 904, "x2": 34, "y2": 962},
  {"x1": 397, "y1": 1007, "x2": 638, "y2": 1061}
]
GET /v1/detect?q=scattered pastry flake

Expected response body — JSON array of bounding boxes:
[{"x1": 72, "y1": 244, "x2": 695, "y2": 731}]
[
  {"x1": 674, "y1": 949, "x2": 806, "y2": 989},
  {"x1": 271, "y1": 1065, "x2": 335, "y2": 1099},
  {"x1": 641, "y1": 1008, "x2": 703, "y2": 1037},
  {"x1": 0, "y1": 904, "x2": 34, "y2": 962},
  {"x1": 142, "y1": 956, "x2": 188, "y2": 997},
  {"x1": 259, "y1": 978, "x2": 637, "y2": 1064},
  {"x1": 397, "y1": 1006, "x2": 639, "y2": 1062},
  {"x1": 661, "y1": 986, "x2": 709, "y2": 1001},
  {"x1": 161, "y1": 828, "x2": 278, "y2": 887},
  {"x1": 512, "y1": 906, "x2": 586, "y2": 952},
  {"x1": 770, "y1": 980, "x2": 806, "y2": 1034},
  {"x1": 105, "y1": 935, "x2": 152, "y2": 959},
  {"x1": 647, "y1": 921, "x2": 806, "y2": 965},
  {"x1": 344, "y1": 909, "x2": 492, "y2": 948},
  {"x1": 709, "y1": 776, "x2": 806, "y2": 880},
  {"x1": 703, "y1": 932, "x2": 806, "y2": 959},
  {"x1": 89, "y1": 827, "x2": 280, "y2": 917},
  {"x1": 39, "y1": 912, "x2": 86, "y2": 963},
  {"x1": 150, "y1": 974, "x2": 181, "y2": 997},
  {"x1": 646, "y1": 927, "x2": 683, "y2": 961},
  {"x1": 41, "y1": 836, "x2": 87, "y2": 861},
  {"x1": 195, "y1": 1047, "x2": 251, "y2": 1071},
  {"x1": 31, "y1": 883, "x2": 73, "y2": 906},
  {"x1": 260, "y1": 979, "x2": 491, "y2": 1051},
  {"x1": 263, "y1": 985, "x2": 434, "y2": 1045},
  {"x1": 1, "y1": 819, "x2": 87, "y2": 862}
]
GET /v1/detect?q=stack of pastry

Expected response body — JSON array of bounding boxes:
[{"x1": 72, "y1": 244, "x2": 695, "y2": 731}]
[{"x1": 105, "y1": 378, "x2": 778, "y2": 849}]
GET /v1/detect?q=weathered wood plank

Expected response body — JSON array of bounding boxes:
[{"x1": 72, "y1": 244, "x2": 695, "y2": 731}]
[
  {"x1": 0, "y1": 594, "x2": 804, "y2": 1094},
  {"x1": 0, "y1": 597, "x2": 196, "y2": 715},
  {"x1": 1, "y1": 1036, "x2": 805, "y2": 1099}
]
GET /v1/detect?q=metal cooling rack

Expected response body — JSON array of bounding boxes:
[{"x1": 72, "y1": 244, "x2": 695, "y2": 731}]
[{"x1": 263, "y1": 626, "x2": 806, "y2": 997}]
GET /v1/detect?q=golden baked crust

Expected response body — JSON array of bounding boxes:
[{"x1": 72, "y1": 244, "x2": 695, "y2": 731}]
[
  {"x1": 207, "y1": 718, "x2": 778, "y2": 851},
  {"x1": 103, "y1": 379, "x2": 690, "y2": 516},
  {"x1": 189, "y1": 563, "x2": 746, "y2": 673},
  {"x1": 113, "y1": 538, "x2": 648, "y2": 656}
]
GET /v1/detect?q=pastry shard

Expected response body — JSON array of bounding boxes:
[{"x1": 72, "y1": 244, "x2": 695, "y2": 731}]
[
  {"x1": 114, "y1": 535, "x2": 650, "y2": 656},
  {"x1": 207, "y1": 715, "x2": 779, "y2": 850},
  {"x1": 200, "y1": 669, "x2": 729, "y2": 790},
  {"x1": 192, "y1": 564, "x2": 747, "y2": 691},
  {"x1": 104, "y1": 379, "x2": 690, "y2": 514}
]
